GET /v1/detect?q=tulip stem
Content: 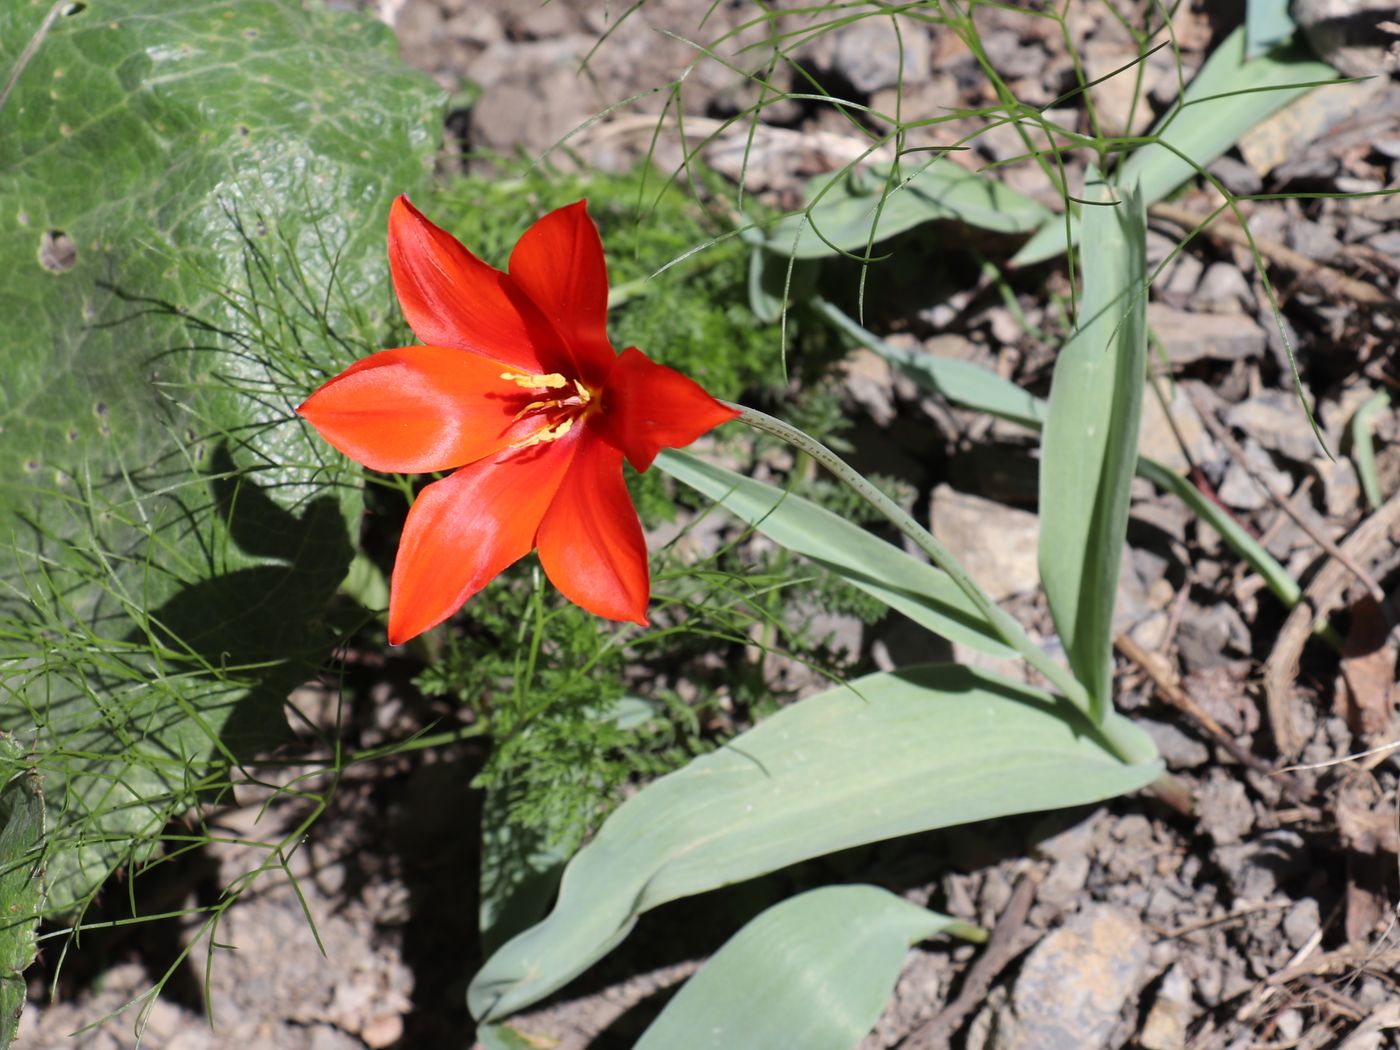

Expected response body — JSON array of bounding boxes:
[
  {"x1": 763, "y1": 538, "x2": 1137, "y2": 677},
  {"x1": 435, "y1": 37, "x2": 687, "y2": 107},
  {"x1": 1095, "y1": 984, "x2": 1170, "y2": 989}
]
[{"x1": 725, "y1": 401, "x2": 1147, "y2": 765}]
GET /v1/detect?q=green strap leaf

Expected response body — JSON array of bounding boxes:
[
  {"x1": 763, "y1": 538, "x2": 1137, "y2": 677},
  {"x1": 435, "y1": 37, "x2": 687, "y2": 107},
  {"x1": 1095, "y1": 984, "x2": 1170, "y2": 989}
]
[
  {"x1": 634, "y1": 886, "x2": 983, "y2": 1050},
  {"x1": 468, "y1": 664, "x2": 1161, "y2": 1021},
  {"x1": 768, "y1": 160, "x2": 1051, "y2": 260},
  {"x1": 656, "y1": 450, "x2": 1012, "y2": 657},
  {"x1": 1038, "y1": 171, "x2": 1148, "y2": 722}
]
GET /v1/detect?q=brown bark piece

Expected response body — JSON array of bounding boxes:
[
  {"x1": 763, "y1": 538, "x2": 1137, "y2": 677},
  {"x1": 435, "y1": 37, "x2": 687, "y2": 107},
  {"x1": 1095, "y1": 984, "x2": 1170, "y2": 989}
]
[
  {"x1": 1336, "y1": 595, "x2": 1398, "y2": 745},
  {"x1": 1263, "y1": 492, "x2": 1400, "y2": 758}
]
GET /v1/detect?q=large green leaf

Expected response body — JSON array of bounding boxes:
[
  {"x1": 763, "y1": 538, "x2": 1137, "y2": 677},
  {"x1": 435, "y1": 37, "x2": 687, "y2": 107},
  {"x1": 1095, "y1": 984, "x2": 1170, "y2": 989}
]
[
  {"x1": 468, "y1": 664, "x2": 1161, "y2": 1021},
  {"x1": 634, "y1": 886, "x2": 982, "y2": 1050},
  {"x1": 1013, "y1": 27, "x2": 1338, "y2": 265},
  {"x1": 815, "y1": 298, "x2": 1047, "y2": 430},
  {"x1": 0, "y1": 736, "x2": 44, "y2": 1050},
  {"x1": 769, "y1": 160, "x2": 1051, "y2": 260},
  {"x1": 656, "y1": 450, "x2": 1013, "y2": 657},
  {"x1": 0, "y1": 0, "x2": 443, "y2": 910},
  {"x1": 1038, "y1": 171, "x2": 1147, "y2": 722}
]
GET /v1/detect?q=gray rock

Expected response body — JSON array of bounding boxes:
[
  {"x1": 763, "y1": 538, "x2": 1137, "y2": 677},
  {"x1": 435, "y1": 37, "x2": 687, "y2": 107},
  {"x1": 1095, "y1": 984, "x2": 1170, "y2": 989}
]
[
  {"x1": 830, "y1": 17, "x2": 930, "y2": 94},
  {"x1": 1207, "y1": 155, "x2": 1263, "y2": 196},
  {"x1": 1213, "y1": 830, "x2": 1307, "y2": 900},
  {"x1": 1147, "y1": 303, "x2": 1267, "y2": 364},
  {"x1": 1311, "y1": 455, "x2": 1361, "y2": 517},
  {"x1": 1225, "y1": 389, "x2": 1322, "y2": 463},
  {"x1": 1176, "y1": 602, "x2": 1250, "y2": 672},
  {"x1": 1137, "y1": 718, "x2": 1210, "y2": 770},
  {"x1": 1195, "y1": 772, "x2": 1255, "y2": 845},
  {"x1": 1282, "y1": 897, "x2": 1321, "y2": 949},
  {"x1": 987, "y1": 906, "x2": 1151, "y2": 1050},
  {"x1": 1195, "y1": 262, "x2": 1254, "y2": 314},
  {"x1": 1139, "y1": 963, "x2": 1197, "y2": 1050},
  {"x1": 930, "y1": 485, "x2": 1040, "y2": 601}
]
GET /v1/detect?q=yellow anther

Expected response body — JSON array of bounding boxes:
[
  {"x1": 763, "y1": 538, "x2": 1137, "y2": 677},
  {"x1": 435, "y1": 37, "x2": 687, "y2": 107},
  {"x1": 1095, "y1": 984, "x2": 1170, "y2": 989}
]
[
  {"x1": 500, "y1": 370, "x2": 569, "y2": 390},
  {"x1": 509, "y1": 416, "x2": 574, "y2": 450}
]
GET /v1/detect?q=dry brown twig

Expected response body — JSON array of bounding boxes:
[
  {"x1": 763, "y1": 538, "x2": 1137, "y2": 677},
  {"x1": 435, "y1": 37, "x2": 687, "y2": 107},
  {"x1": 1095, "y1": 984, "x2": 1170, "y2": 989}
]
[
  {"x1": 1115, "y1": 633, "x2": 1309, "y2": 804},
  {"x1": 1150, "y1": 200, "x2": 1395, "y2": 310},
  {"x1": 898, "y1": 869, "x2": 1044, "y2": 1050}
]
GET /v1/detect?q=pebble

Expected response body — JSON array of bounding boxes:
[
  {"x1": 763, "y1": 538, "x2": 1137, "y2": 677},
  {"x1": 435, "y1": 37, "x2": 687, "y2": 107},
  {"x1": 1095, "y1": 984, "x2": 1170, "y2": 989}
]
[
  {"x1": 1146, "y1": 304, "x2": 1266, "y2": 364},
  {"x1": 1194, "y1": 261, "x2": 1254, "y2": 313},
  {"x1": 1139, "y1": 963, "x2": 1196, "y2": 1050},
  {"x1": 1199, "y1": 775, "x2": 1256, "y2": 846},
  {"x1": 1224, "y1": 389, "x2": 1325, "y2": 463},
  {"x1": 1136, "y1": 718, "x2": 1210, "y2": 770},
  {"x1": 987, "y1": 906, "x2": 1151, "y2": 1050},
  {"x1": 1282, "y1": 897, "x2": 1321, "y2": 949},
  {"x1": 929, "y1": 485, "x2": 1040, "y2": 602}
]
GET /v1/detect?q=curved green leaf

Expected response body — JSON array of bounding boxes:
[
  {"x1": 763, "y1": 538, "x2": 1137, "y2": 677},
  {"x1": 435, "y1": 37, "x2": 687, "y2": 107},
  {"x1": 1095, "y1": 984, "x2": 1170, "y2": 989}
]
[
  {"x1": 469, "y1": 663, "x2": 1161, "y2": 1021},
  {"x1": 1038, "y1": 171, "x2": 1147, "y2": 721},
  {"x1": 634, "y1": 886, "x2": 983, "y2": 1050},
  {"x1": 0, "y1": 0, "x2": 443, "y2": 909},
  {"x1": 656, "y1": 450, "x2": 1012, "y2": 657},
  {"x1": 769, "y1": 160, "x2": 1051, "y2": 260},
  {"x1": 1014, "y1": 26, "x2": 1338, "y2": 266}
]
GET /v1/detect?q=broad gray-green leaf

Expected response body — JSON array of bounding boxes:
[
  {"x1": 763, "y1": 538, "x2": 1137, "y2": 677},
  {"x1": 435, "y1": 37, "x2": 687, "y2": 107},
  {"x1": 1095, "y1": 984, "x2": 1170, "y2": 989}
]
[
  {"x1": 816, "y1": 298, "x2": 1046, "y2": 430},
  {"x1": 468, "y1": 663, "x2": 1162, "y2": 1021},
  {"x1": 0, "y1": 0, "x2": 443, "y2": 910},
  {"x1": 634, "y1": 886, "x2": 982, "y2": 1050},
  {"x1": 1013, "y1": 26, "x2": 1338, "y2": 265},
  {"x1": 769, "y1": 160, "x2": 1051, "y2": 260},
  {"x1": 1246, "y1": 0, "x2": 1296, "y2": 58},
  {"x1": 656, "y1": 450, "x2": 1012, "y2": 657},
  {"x1": 0, "y1": 736, "x2": 44, "y2": 1050},
  {"x1": 1039, "y1": 171, "x2": 1147, "y2": 722}
]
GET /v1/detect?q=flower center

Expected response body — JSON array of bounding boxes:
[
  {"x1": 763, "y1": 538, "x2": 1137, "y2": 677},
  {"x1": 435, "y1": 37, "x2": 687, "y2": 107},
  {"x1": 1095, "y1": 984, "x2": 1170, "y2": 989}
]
[{"x1": 500, "y1": 370, "x2": 594, "y2": 449}]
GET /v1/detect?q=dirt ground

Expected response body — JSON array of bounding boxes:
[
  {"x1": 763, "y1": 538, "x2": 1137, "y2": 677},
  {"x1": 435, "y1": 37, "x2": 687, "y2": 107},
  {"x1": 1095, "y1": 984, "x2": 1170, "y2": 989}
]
[{"x1": 21, "y1": 1, "x2": 1400, "y2": 1048}]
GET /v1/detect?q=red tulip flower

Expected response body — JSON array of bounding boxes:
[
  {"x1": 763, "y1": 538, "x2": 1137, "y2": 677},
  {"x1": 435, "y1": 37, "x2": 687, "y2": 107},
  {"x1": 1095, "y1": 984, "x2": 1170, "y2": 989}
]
[{"x1": 298, "y1": 197, "x2": 737, "y2": 644}]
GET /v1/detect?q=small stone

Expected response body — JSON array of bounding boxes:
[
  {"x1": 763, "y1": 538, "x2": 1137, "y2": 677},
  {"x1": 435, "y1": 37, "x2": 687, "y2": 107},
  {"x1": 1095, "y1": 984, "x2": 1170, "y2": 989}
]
[
  {"x1": 1275, "y1": 1009, "x2": 1305, "y2": 1041},
  {"x1": 1213, "y1": 830, "x2": 1307, "y2": 900},
  {"x1": 1206, "y1": 155, "x2": 1263, "y2": 196},
  {"x1": 1311, "y1": 456, "x2": 1361, "y2": 516},
  {"x1": 1176, "y1": 603, "x2": 1250, "y2": 673},
  {"x1": 362, "y1": 1013, "x2": 405, "y2": 1049},
  {"x1": 841, "y1": 348, "x2": 897, "y2": 426},
  {"x1": 1139, "y1": 963, "x2": 1196, "y2": 1050},
  {"x1": 1195, "y1": 262, "x2": 1253, "y2": 313},
  {"x1": 830, "y1": 17, "x2": 930, "y2": 93},
  {"x1": 1283, "y1": 898, "x2": 1321, "y2": 949},
  {"x1": 1039, "y1": 852, "x2": 1091, "y2": 906},
  {"x1": 1138, "y1": 380, "x2": 1212, "y2": 473},
  {"x1": 1226, "y1": 389, "x2": 1321, "y2": 462},
  {"x1": 1147, "y1": 304, "x2": 1266, "y2": 364},
  {"x1": 929, "y1": 485, "x2": 1040, "y2": 601},
  {"x1": 1195, "y1": 771, "x2": 1255, "y2": 845},
  {"x1": 1137, "y1": 718, "x2": 1210, "y2": 769},
  {"x1": 987, "y1": 906, "x2": 1151, "y2": 1050}
]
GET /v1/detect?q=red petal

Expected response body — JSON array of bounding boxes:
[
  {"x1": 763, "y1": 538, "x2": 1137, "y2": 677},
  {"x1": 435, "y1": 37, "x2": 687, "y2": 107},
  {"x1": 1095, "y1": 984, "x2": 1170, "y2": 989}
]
[
  {"x1": 596, "y1": 347, "x2": 739, "y2": 472},
  {"x1": 388, "y1": 196, "x2": 566, "y2": 374},
  {"x1": 507, "y1": 201, "x2": 616, "y2": 387},
  {"x1": 536, "y1": 433, "x2": 650, "y2": 625},
  {"x1": 297, "y1": 345, "x2": 543, "y2": 473},
  {"x1": 387, "y1": 438, "x2": 579, "y2": 643}
]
